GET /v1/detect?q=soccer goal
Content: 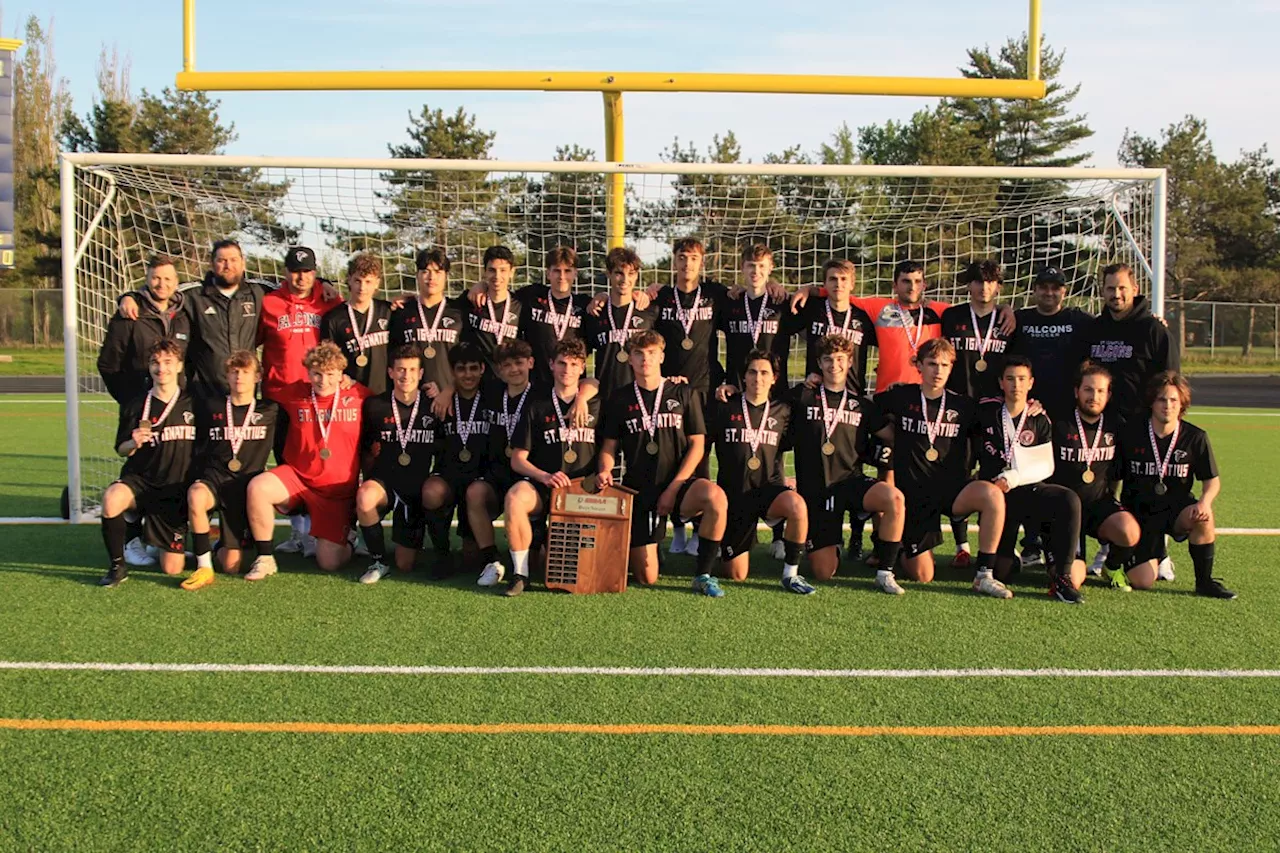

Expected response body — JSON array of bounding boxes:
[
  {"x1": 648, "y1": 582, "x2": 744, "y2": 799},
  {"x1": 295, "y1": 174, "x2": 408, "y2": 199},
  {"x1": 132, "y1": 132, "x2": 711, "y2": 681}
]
[{"x1": 58, "y1": 153, "x2": 1166, "y2": 520}]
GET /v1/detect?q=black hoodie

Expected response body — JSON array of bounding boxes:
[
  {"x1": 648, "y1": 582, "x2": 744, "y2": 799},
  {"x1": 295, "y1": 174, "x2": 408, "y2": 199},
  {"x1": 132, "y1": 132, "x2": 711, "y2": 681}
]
[
  {"x1": 1075, "y1": 295, "x2": 1178, "y2": 418},
  {"x1": 97, "y1": 289, "x2": 191, "y2": 404}
]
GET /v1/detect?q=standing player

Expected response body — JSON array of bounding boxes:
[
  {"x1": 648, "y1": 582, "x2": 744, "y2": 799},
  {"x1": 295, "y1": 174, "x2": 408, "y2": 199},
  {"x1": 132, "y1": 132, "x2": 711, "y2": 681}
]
[
  {"x1": 788, "y1": 334, "x2": 906, "y2": 587},
  {"x1": 504, "y1": 338, "x2": 601, "y2": 596},
  {"x1": 99, "y1": 340, "x2": 196, "y2": 587},
  {"x1": 1046, "y1": 362, "x2": 1141, "y2": 591},
  {"x1": 709, "y1": 350, "x2": 812, "y2": 593},
  {"x1": 1117, "y1": 372, "x2": 1235, "y2": 598},
  {"x1": 356, "y1": 344, "x2": 440, "y2": 584},
  {"x1": 581, "y1": 247, "x2": 658, "y2": 400},
  {"x1": 182, "y1": 350, "x2": 281, "y2": 590},
  {"x1": 781, "y1": 258, "x2": 876, "y2": 395},
  {"x1": 389, "y1": 248, "x2": 468, "y2": 394},
  {"x1": 875, "y1": 338, "x2": 1008, "y2": 594},
  {"x1": 974, "y1": 356, "x2": 1084, "y2": 602},
  {"x1": 463, "y1": 245, "x2": 527, "y2": 381},
  {"x1": 716, "y1": 243, "x2": 794, "y2": 398},
  {"x1": 322, "y1": 253, "x2": 394, "y2": 395},
  {"x1": 595, "y1": 330, "x2": 729, "y2": 595},
  {"x1": 244, "y1": 342, "x2": 372, "y2": 578}
]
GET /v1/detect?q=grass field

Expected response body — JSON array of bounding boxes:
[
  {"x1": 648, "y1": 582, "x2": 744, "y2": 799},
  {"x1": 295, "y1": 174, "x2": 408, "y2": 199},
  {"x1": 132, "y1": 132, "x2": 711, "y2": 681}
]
[{"x1": 1, "y1": 397, "x2": 1279, "y2": 851}]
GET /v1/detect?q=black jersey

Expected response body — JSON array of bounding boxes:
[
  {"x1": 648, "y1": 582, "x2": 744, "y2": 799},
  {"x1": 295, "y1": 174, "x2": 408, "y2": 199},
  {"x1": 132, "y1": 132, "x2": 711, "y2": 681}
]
[
  {"x1": 361, "y1": 392, "x2": 439, "y2": 498},
  {"x1": 512, "y1": 285, "x2": 592, "y2": 388},
  {"x1": 484, "y1": 383, "x2": 537, "y2": 482},
  {"x1": 321, "y1": 299, "x2": 394, "y2": 395},
  {"x1": 1118, "y1": 418, "x2": 1217, "y2": 510},
  {"x1": 781, "y1": 298, "x2": 876, "y2": 395},
  {"x1": 942, "y1": 304, "x2": 1017, "y2": 400},
  {"x1": 115, "y1": 390, "x2": 197, "y2": 489},
  {"x1": 1011, "y1": 306, "x2": 1092, "y2": 420},
  {"x1": 434, "y1": 389, "x2": 495, "y2": 484},
  {"x1": 194, "y1": 395, "x2": 280, "y2": 480},
  {"x1": 652, "y1": 281, "x2": 726, "y2": 393},
  {"x1": 1047, "y1": 410, "x2": 1124, "y2": 505},
  {"x1": 600, "y1": 381, "x2": 705, "y2": 490},
  {"x1": 974, "y1": 401, "x2": 1053, "y2": 482},
  {"x1": 463, "y1": 295, "x2": 527, "y2": 372},
  {"x1": 718, "y1": 291, "x2": 793, "y2": 392},
  {"x1": 581, "y1": 300, "x2": 657, "y2": 399},
  {"x1": 788, "y1": 385, "x2": 885, "y2": 494},
  {"x1": 709, "y1": 394, "x2": 791, "y2": 495},
  {"x1": 513, "y1": 390, "x2": 600, "y2": 480},
  {"x1": 388, "y1": 296, "x2": 468, "y2": 392},
  {"x1": 875, "y1": 384, "x2": 978, "y2": 492}
]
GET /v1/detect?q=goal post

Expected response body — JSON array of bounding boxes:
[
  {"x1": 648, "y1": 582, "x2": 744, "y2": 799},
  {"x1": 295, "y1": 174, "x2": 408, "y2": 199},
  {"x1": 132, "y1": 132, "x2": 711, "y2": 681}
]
[{"x1": 59, "y1": 152, "x2": 1166, "y2": 520}]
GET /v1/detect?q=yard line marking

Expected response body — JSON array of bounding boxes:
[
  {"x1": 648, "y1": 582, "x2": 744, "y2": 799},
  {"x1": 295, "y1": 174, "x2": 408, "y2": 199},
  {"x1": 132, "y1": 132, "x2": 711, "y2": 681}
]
[
  {"x1": 3, "y1": 661, "x2": 1280, "y2": 678},
  {"x1": 1, "y1": 718, "x2": 1277, "y2": 737}
]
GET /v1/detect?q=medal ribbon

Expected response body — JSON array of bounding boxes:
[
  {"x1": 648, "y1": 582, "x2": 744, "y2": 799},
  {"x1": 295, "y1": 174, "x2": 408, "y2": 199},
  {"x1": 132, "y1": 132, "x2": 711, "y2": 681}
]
[
  {"x1": 969, "y1": 304, "x2": 997, "y2": 362},
  {"x1": 898, "y1": 303, "x2": 924, "y2": 355},
  {"x1": 741, "y1": 394, "x2": 771, "y2": 458},
  {"x1": 454, "y1": 392, "x2": 481, "y2": 447},
  {"x1": 416, "y1": 297, "x2": 445, "y2": 344},
  {"x1": 921, "y1": 388, "x2": 947, "y2": 453},
  {"x1": 392, "y1": 392, "x2": 421, "y2": 457},
  {"x1": 825, "y1": 299, "x2": 853, "y2": 340},
  {"x1": 632, "y1": 379, "x2": 666, "y2": 444},
  {"x1": 502, "y1": 384, "x2": 532, "y2": 443},
  {"x1": 346, "y1": 303, "x2": 376, "y2": 357},
  {"x1": 608, "y1": 300, "x2": 635, "y2": 346},
  {"x1": 226, "y1": 396, "x2": 257, "y2": 460},
  {"x1": 1001, "y1": 405, "x2": 1030, "y2": 463},
  {"x1": 745, "y1": 292, "x2": 769, "y2": 346},
  {"x1": 819, "y1": 386, "x2": 849, "y2": 443},
  {"x1": 545, "y1": 292, "x2": 574, "y2": 341},
  {"x1": 310, "y1": 387, "x2": 341, "y2": 450},
  {"x1": 1075, "y1": 410, "x2": 1106, "y2": 469},
  {"x1": 676, "y1": 285, "x2": 702, "y2": 339},
  {"x1": 1148, "y1": 418, "x2": 1181, "y2": 484},
  {"x1": 551, "y1": 392, "x2": 574, "y2": 446},
  {"x1": 141, "y1": 389, "x2": 180, "y2": 431},
  {"x1": 486, "y1": 298, "x2": 513, "y2": 345}
]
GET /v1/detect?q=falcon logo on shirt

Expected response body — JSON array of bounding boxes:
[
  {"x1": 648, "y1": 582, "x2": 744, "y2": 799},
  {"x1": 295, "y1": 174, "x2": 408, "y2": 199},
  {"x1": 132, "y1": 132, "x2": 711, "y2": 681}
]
[
  {"x1": 665, "y1": 399, "x2": 681, "y2": 412},
  {"x1": 183, "y1": 411, "x2": 195, "y2": 425}
]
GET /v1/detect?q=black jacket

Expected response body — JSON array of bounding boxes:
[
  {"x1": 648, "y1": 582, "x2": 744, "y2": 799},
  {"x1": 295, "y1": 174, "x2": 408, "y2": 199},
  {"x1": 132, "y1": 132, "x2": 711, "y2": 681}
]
[
  {"x1": 175, "y1": 273, "x2": 276, "y2": 396},
  {"x1": 97, "y1": 290, "x2": 192, "y2": 404},
  {"x1": 1076, "y1": 295, "x2": 1179, "y2": 417}
]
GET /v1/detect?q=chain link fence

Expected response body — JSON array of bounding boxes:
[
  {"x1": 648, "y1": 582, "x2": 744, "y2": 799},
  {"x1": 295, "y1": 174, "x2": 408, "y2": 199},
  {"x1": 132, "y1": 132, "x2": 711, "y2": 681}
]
[
  {"x1": 0, "y1": 289, "x2": 63, "y2": 346},
  {"x1": 1166, "y1": 300, "x2": 1280, "y2": 359}
]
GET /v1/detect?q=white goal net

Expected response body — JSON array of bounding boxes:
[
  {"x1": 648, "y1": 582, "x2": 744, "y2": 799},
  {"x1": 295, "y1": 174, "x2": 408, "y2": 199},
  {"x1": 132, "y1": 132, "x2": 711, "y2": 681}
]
[{"x1": 60, "y1": 154, "x2": 1165, "y2": 519}]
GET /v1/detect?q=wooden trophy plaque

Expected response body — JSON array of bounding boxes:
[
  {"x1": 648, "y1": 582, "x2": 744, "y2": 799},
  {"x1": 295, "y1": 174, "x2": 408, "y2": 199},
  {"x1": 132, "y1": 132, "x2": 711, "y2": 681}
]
[{"x1": 545, "y1": 477, "x2": 636, "y2": 594}]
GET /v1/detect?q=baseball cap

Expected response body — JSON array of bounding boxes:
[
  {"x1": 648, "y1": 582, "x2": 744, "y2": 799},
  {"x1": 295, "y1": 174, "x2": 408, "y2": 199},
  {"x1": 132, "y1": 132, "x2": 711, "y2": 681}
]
[
  {"x1": 1034, "y1": 265, "x2": 1066, "y2": 286},
  {"x1": 285, "y1": 246, "x2": 317, "y2": 272}
]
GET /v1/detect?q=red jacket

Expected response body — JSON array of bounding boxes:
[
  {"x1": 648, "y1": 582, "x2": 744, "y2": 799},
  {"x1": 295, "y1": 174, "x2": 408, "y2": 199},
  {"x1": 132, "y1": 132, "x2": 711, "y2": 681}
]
[{"x1": 258, "y1": 285, "x2": 344, "y2": 400}]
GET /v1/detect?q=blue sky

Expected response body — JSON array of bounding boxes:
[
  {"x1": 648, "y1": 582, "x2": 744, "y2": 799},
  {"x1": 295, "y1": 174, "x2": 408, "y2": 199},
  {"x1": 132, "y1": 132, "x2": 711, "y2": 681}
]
[{"x1": 12, "y1": 0, "x2": 1279, "y2": 167}]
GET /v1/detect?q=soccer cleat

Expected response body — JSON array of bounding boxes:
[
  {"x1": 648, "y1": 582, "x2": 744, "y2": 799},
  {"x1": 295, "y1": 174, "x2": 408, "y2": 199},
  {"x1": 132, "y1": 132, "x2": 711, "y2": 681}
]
[
  {"x1": 124, "y1": 537, "x2": 157, "y2": 567},
  {"x1": 1087, "y1": 543, "x2": 1110, "y2": 577},
  {"x1": 972, "y1": 573, "x2": 1013, "y2": 599},
  {"x1": 275, "y1": 531, "x2": 304, "y2": 554},
  {"x1": 1106, "y1": 567, "x2": 1133, "y2": 593},
  {"x1": 669, "y1": 525, "x2": 688, "y2": 555},
  {"x1": 244, "y1": 555, "x2": 278, "y2": 582},
  {"x1": 1020, "y1": 546, "x2": 1044, "y2": 568},
  {"x1": 1157, "y1": 557, "x2": 1175, "y2": 581},
  {"x1": 349, "y1": 528, "x2": 370, "y2": 558},
  {"x1": 692, "y1": 573, "x2": 725, "y2": 598},
  {"x1": 769, "y1": 539, "x2": 786, "y2": 561},
  {"x1": 782, "y1": 575, "x2": 817, "y2": 595},
  {"x1": 1195, "y1": 578, "x2": 1238, "y2": 600},
  {"x1": 1049, "y1": 578, "x2": 1084, "y2": 605},
  {"x1": 504, "y1": 575, "x2": 528, "y2": 597},
  {"x1": 874, "y1": 572, "x2": 906, "y2": 596},
  {"x1": 847, "y1": 536, "x2": 865, "y2": 564},
  {"x1": 301, "y1": 534, "x2": 318, "y2": 559},
  {"x1": 477, "y1": 561, "x2": 505, "y2": 587},
  {"x1": 99, "y1": 565, "x2": 128, "y2": 588},
  {"x1": 180, "y1": 566, "x2": 215, "y2": 591},
  {"x1": 952, "y1": 549, "x2": 972, "y2": 570},
  {"x1": 683, "y1": 532, "x2": 702, "y2": 556},
  {"x1": 359, "y1": 560, "x2": 392, "y2": 585}
]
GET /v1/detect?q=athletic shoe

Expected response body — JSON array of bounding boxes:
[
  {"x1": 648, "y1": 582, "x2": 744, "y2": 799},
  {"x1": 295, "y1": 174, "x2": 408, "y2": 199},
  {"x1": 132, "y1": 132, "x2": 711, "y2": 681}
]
[
  {"x1": 769, "y1": 540, "x2": 786, "y2": 561},
  {"x1": 477, "y1": 561, "x2": 505, "y2": 587},
  {"x1": 504, "y1": 575, "x2": 528, "y2": 597},
  {"x1": 359, "y1": 560, "x2": 391, "y2": 585},
  {"x1": 782, "y1": 575, "x2": 817, "y2": 595},
  {"x1": 99, "y1": 565, "x2": 128, "y2": 588},
  {"x1": 847, "y1": 536, "x2": 865, "y2": 564},
  {"x1": 952, "y1": 549, "x2": 972, "y2": 570},
  {"x1": 669, "y1": 526, "x2": 688, "y2": 555},
  {"x1": 244, "y1": 555, "x2": 278, "y2": 582},
  {"x1": 1157, "y1": 557, "x2": 1176, "y2": 581},
  {"x1": 875, "y1": 572, "x2": 906, "y2": 596},
  {"x1": 683, "y1": 532, "x2": 702, "y2": 556},
  {"x1": 180, "y1": 566, "x2": 215, "y2": 591},
  {"x1": 972, "y1": 573, "x2": 1013, "y2": 599},
  {"x1": 350, "y1": 528, "x2": 370, "y2": 558},
  {"x1": 1196, "y1": 578, "x2": 1238, "y2": 600},
  {"x1": 692, "y1": 573, "x2": 725, "y2": 598},
  {"x1": 1106, "y1": 568, "x2": 1132, "y2": 593},
  {"x1": 1087, "y1": 543, "x2": 1109, "y2": 577},
  {"x1": 301, "y1": 534, "x2": 318, "y2": 559},
  {"x1": 275, "y1": 531, "x2": 304, "y2": 554},
  {"x1": 1049, "y1": 578, "x2": 1084, "y2": 605},
  {"x1": 1020, "y1": 546, "x2": 1044, "y2": 568},
  {"x1": 124, "y1": 537, "x2": 156, "y2": 567}
]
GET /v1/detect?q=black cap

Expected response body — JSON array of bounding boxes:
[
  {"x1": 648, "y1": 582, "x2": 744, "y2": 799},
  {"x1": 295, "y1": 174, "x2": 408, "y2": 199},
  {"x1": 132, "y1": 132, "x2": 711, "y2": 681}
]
[
  {"x1": 1034, "y1": 265, "x2": 1066, "y2": 286},
  {"x1": 285, "y1": 246, "x2": 317, "y2": 272}
]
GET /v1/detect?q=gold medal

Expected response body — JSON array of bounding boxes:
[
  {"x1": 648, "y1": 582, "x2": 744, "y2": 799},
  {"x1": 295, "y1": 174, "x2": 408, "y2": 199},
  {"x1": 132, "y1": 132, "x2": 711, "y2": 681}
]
[
  {"x1": 355, "y1": 353, "x2": 369, "y2": 368},
  {"x1": 1154, "y1": 482, "x2": 1167, "y2": 496},
  {"x1": 747, "y1": 456, "x2": 762, "y2": 471},
  {"x1": 821, "y1": 441, "x2": 836, "y2": 456},
  {"x1": 974, "y1": 359, "x2": 988, "y2": 373},
  {"x1": 319, "y1": 448, "x2": 331, "y2": 460},
  {"x1": 563, "y1": 449, "x2": 578, "y2": 464},
  {"x1": 616, "y1": 349, "x2": 629, "y2": 364},
  {"x1": 424, "y1": 345, "x2": 437, "y2": 359},
  {"x1": 398, "y1": 453, "x2": 411, "y2": 467},
  {"x1": 925, "y1": 447, "x2": 939, "y2": 462},
  {"x1": 459, "y1": 448, "x2": 472, "y2": 463},
  {"x1": 228, "y1": 458, "x2": 242, "y2": 473},
  {"x1": 1081, "y1": 469, "x2": 1095, "y2": 484},
  {"x1": 681, "y1": 337, "x2": 694, "y2": 351},
  {"x1": 646, "y1": 440, "x2": 659, "y2": 455}
]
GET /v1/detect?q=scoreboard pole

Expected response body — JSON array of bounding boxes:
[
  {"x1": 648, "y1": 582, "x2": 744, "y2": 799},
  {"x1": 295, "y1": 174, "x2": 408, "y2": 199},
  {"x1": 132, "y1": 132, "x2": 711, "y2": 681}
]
[{"x1": 0, "y1": 38, "x2": 21, "y2": 270}]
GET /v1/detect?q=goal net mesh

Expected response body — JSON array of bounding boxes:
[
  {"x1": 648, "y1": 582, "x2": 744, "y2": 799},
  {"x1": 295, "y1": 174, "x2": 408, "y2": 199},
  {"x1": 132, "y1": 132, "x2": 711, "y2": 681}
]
[{"x1": 65, "y1": 158, "x2": 1159, "y2": 515}]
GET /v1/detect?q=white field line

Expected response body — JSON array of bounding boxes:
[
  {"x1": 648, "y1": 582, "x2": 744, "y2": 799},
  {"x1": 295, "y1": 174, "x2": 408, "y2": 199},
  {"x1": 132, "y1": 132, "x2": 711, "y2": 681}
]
[{"x1": 1, "y1": 660, "x2": 1279, "y2": 678}]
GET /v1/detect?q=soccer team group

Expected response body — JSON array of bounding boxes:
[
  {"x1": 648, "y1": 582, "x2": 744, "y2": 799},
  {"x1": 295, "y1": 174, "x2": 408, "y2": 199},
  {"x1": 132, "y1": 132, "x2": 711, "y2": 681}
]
[{"x1": 92, "y1": 236, "x2": 1236, "y2": 602}]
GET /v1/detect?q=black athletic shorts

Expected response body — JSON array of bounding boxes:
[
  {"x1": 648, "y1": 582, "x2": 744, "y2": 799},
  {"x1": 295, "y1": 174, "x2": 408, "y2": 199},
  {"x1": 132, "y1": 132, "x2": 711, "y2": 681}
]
[
  {"x1": 900, "y1": 481, "x2": 967, "y2": 558},
  {"x1": 369, "y1": 477, "x2": 427, "y2": 551},
  {"x1": 802, "y1": 475, "x2": 877, "y2": 552},
  {"x1": 722, "y1": 484, "x2": 793, "y2": 561},
  {"x1": 194, "y1": 468, "x2": 252, "y2": 548},
  {"x1": 630, "y1": 477, "x2": 703, "y2": 548},
  {"x1": 1130, "y1": 494, "x2": 1197, "y2": 565},
  {"x1": 116, "y1": 474, "x2": 188, "y2": 554},
  {"x1": 1082, "y1": 497, "x2": 1127, "y2": 542}
]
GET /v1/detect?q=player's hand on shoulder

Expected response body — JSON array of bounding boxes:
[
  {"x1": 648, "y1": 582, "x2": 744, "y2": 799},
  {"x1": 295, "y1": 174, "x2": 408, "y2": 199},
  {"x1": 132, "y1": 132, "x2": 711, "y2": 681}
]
[
  {"x1": 1027, "y1": 398, "x2": 1045, "y2": 417},
  {"x1": 997, "y1": 303, "x2": 1017, "y2": 334},
  {"x1": 789, "y1": 285, "x2": 812, "y2": 314},
  {"x1": 119, "y1": 294, "x2": 140, "y2": 321},
  {"x1": 725, "y1": 285, "x2": 744, "y2": 299},
  {"x1": 632, "y1": 290, "x2": 652, "y2": 311},
  {"x1": 568, "y1": 395, "x2": 590, "y2": 427},
  {"x1": 586, "y1": 292, "x2": 607, "y2": 316},
  {"x1": 714, "y1": 384, "x2": 737, "y2": 402},
  {"x1": 765, "y1": 280, "x2": 788, "y2": 302},
  {"x1": 389, "y1": 296, "x2": 407, "y2": 310},
  {"x1": 644, "y1": 283, "x2": 662, "y2": 302},
  {"x1": 804, "y1": 372, "x2": 821, "y2": 389},
  {"x1": 667, "y1": 375, "x2": 689, "y2": 385},
  {"x1": 319, "y1": 280, "x2": 341, "y2": 303},
  {"x1": 468, "y1": 282, "x2": 487, "y2": 307}
]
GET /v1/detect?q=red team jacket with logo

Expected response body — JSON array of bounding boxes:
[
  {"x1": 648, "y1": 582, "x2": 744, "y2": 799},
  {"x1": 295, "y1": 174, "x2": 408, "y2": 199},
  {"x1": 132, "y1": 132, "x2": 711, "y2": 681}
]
[{"x1": 258, "y1": 286, "x2": 345, "y2": 400}]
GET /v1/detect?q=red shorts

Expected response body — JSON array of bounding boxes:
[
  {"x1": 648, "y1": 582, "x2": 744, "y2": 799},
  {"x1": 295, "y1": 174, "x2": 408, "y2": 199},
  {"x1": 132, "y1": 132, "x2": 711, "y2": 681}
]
[{"x1": 269, "y1": 465, "x2": 355, "y2": 545}]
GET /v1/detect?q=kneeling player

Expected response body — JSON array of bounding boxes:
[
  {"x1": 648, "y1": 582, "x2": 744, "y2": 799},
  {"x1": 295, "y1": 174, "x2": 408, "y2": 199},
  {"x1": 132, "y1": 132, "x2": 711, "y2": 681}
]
[
  {"x1": 356, "y1": 344, "x2": 439, "y2": 584},
  {"x1": 1046, "y1": 362, "x2": 1141, "y2": 591},
  {"x1": 1118, "y1": 371, "x2": 1235, "y2": 598},
  {"x1": 710, "y1": 349, "x2": 811, "y2": 593},
  {"x1": 184, "y1": 350, "x2": 280, "y2": 590},
  {"x1": 504, "y1": 338, "x2": 601, "y2": 596},
  {"x1": 244, "y1": 342, "x2": 371, "y2": 578},
  {"x1": 99, "y1": 339, "x2": 196, "y2": 587},
  {"x1": 596, "y1": 330, "x2": 729, "y2": 596},
  {"x1": 875, "y1": 338, "x2": 1007, "y2": 595},
  {"x1": 790, "y1": 334, "x2": 905, "y2": 588}
]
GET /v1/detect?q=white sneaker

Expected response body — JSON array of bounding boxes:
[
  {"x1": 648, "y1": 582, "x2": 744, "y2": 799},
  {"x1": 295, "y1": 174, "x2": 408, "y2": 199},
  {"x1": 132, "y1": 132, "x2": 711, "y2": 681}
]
[
  {"x1": 301, "y1": 534, "x2": 318, "y2": 559},
  {"x1": 244, "y1": 555, "x2": 278, "y2": 581},
  {"x1": 359, "y1": 560, "x2": 391, "y2": 585},
  {"x1": 973, "y1": 573, "x2": 1014, "y2": 599},
  {"x1": 669, "y1": 525, "x2": 688, "y2": 555},
  {"x1": 1157, "y1": 557, "x2": 1175, "y2": 581},
  {"x1": 684, "y1": 532, "x2": 701, "y2": 556},
  {"x1": 275, "y1": 531, "x2": 304, "y2": 554},
  {"x1": 350, "y1": 528, "x2": 370, "y2": 557},
  {"x1": 478, "y1": 561, "x2": 505, "y2": 587},
  {"x1": 124, "y1": 537, "x2": 157, "y2": 567},
  {"x1": 1087, "y1": 543, "x2": 1109, "y2": 577},
  {"x1": 769, "y1": 539, "x2": 786, "y2": 561},
  {"x1": 875, "y1": 571, "x2": 906, "y2": 595}
]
